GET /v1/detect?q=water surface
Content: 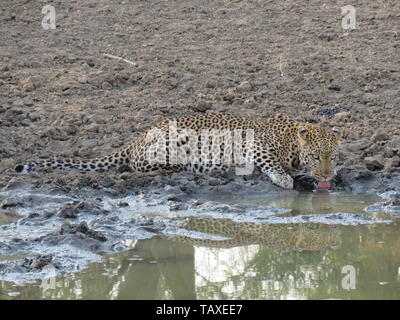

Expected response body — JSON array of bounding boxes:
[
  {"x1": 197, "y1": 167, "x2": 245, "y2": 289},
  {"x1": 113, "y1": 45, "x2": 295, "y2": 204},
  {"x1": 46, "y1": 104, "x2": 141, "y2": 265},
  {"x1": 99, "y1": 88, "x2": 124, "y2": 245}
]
[{"x1": 1, "y1": 192, "x2": 399, "y2": 300}]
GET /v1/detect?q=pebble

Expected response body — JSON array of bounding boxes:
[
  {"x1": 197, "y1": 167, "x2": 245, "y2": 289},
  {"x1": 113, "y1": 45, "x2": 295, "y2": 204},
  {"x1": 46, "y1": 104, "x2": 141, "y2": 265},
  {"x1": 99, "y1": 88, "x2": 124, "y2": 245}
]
[
  {"x1": 318, "y1": 106, "x2": 341, "y2": 118},
  {"x1": 192, "y1": 101, "x2": 212, "y2": 113},
  {"x1": 327, "y1": 83, "x2": 341, "y2": 91},
  {"x1": 1, "y1": 198, "x2": 23, "y2": 209},
  {"x1": 344, "y1": 139, "x2": 371, "y2": 153},
  {"x1": 23, "y1": 97, "x2": 34, "y2": 107},
  {"x1": 333, "y1": 111, "x2": 350, "y2": 122},
  {"x1": 12, "y1": 98, "x2": 25, "y2": 107},
  {"x1": 244, "y1": 97, "x2": 257, "y2": 107},
  {"x1": 78, "y1": 75, "x2": 89, "y2": 84},
  {"x1": 18, "y1": 77, "x2": 39, "y2": 92},
  {"x1": 41, "y1": 128, "x2": 69, "y2": 141},
  {"x1": 101, "y1": 81, "x2": 112, "y2": 90},
  {"x1": 364, "y1": 156, "x2": 384, "y2": 171},
  {"x1": 384, "y1": 156, "x2": 400, "y2": 173},
  {"x1": 85, "y1": 123, "x2": 100, "y2": 133},
  {"x1": 236, "y1": 81, "x2": 252, "y2": 92},
  {"x1": 371, "y1": 130, "x2": 389, "y2": 142}
]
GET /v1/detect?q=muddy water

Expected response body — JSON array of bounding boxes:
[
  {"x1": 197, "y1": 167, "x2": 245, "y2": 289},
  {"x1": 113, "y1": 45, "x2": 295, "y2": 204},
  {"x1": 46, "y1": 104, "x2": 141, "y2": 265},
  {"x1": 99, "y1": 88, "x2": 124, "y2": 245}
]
[
  {"x1": 1, "y1": 192, "x2": 400, "y2": 300},
  {"x1": 200, "y1": 191, "x2": 382, "y2": 215}
]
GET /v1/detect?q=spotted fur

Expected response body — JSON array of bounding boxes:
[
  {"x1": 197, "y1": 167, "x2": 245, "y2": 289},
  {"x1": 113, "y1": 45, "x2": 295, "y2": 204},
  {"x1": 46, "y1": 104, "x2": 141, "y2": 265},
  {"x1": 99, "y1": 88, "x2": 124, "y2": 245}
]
[
  {"x1": 15, "y1": 113, "x2": 341, "y2": 189},
  {"x1": 163, "y1": 216, "x2": 342, "y2": 252}
]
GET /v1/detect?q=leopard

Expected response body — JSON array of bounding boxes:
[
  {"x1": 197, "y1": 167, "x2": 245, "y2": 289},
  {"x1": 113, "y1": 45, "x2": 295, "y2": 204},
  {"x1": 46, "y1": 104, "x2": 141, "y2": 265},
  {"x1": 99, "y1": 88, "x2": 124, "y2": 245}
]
[
  {"x1": 15, "y1": 113, "x2": 341, "y2": 189},
  {"x1": 162, "y1": 216, "x2": 342, "y2": 252}
]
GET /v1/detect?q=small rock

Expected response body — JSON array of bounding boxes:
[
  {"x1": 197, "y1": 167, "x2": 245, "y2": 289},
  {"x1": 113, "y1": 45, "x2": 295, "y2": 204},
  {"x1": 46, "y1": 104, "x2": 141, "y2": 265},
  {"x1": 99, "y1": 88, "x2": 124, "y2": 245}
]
[
  {"x1": 63, "y1": 124, "x2": 78, "y2": 135},
  {"x1": 205, "y1": 80, "x2": 216, "y2": 88},
  {"x1": 292, "y1": 75, "x2": 304, "y2": 83},
  {"x1": 60, "y1": 221, "x2": 107, "y2": 241},
  {"x1": 18, "y1": 77, "x2": 39, "y2": 92},
  {"x1": 386, "y1": 138, "x2": 400, "y2": 156},
  {"x1": 221, "y1": 89, "x2": 235, "y2": 102},
  {"x1": 85, "y1": 123, "x2": 100, "y2": 133},
  {"x1": 192, "y1": 101, "x2": 212, "y2": 113},
  {"x1": 384, "y1": 156, "x2": 400, "y2": 173},
  {"x1": 58, "y1": 202, "x2": 80, "y2": 218},
  {"x1": 3, "y1": 178, "x2": 27, "y2": 191},
  {"x1": 22, "y1": 255, "x2": 54, "y2": 271},
  {"x1": 333, "y1": 112, "x2": 350, "y2": 122},
  {"x1": 1, "y1": 198, "x2": 22, "y2": 209},
  {"x1": 91, "y1": 116, "x2": 107, "y2": 124},
  {"x1": 78, "y1": 75, "x2": 89, "y2": 84},
  {"x1": 371, "y1": 130, "x2": 389, "y2": 143},
  {"x1": 344, "y1": 139, "x2": 372, "y2": 153},
  {"x1": 328, "y1": 83, "x2": 341, "y2": 91},
  {"x1": 40, "y1": 128, "x2": 69, "y2": 141},
  {"x1": 318, "y1": 33, "x2": 336, "y2": 41},
  {"x1": 23, "y1": 82, "x2": 35, "y2": 92},
  {"x1": 236, "y1": 81, "x2": 252, "y2": 92},
  {"x1": 318, "y1": 106, "x2": 341, "y2": 118},
  {"x1": 118, "y1": 202, "x2": 129, "y2": 207},
  {"x1": 23, "y1": 97, "x2": 34, "y2": 107},
  {"x1": 101, "y1": 81, "x2": 112, "y2": 90},
  {"x1": 12, "y1": 99, "x2": 25, "y2": 107},
  {"x1": 244, "y1": 97, "x2": 257, "y2": 107},
  {"x1": 99, "y1": 177, "x2": 114, "y2": 188},
  {"x1": 364, "y1": 156, "x2": 384, "y2": 171},
  {"x1": 119, "y1": 172, "x2": 131, "y2": 180},
  {"x1": 168, "y1": 201, "x2": 185, "y2": 211},
  {"x1": 388, "y1": 194, "x2": 400, "y2": 206},
  {"x1": 384, "y1": 147, "x2": 394, "y2": 158}
]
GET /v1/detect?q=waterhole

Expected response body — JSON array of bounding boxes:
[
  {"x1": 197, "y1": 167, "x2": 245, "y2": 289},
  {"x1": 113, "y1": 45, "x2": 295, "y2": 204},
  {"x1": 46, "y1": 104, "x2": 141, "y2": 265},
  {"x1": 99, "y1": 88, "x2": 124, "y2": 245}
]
[{"x1": 1, "y1": 190, "x2": 399, "y2": 299}]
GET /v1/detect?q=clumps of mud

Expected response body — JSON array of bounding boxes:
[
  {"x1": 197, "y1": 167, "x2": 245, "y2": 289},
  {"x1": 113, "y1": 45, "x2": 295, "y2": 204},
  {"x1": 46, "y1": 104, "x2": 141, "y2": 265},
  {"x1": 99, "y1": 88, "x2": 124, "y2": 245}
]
[
  {"x1": 365, "y1": 193, "x2": 400, "y2": 214},
  {"x1": 58, "y1": 201, "x2": 110, "y2": 219},
  {"x1": 44, "y1": 221, "x2": 107, "y2": 244},
  {"x1": 0, "y1": 254, "x2": 59, "y2": 277},
  {"x1": 0, "y1": 221, "x2": 109, "y2": 282},
  {"x1": 0, "y1": 185, "x2": 171, "y2": 284},
  {"x1": 22, "y1": 255, "x2": 59, "y2": 272}
]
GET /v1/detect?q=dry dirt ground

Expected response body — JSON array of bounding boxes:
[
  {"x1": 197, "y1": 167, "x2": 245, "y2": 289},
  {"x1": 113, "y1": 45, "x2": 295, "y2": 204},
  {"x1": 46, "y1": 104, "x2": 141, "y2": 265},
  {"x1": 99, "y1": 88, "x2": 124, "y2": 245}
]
[{"x1": 0, "y1": 0, "x2": 400, "y2": 193}]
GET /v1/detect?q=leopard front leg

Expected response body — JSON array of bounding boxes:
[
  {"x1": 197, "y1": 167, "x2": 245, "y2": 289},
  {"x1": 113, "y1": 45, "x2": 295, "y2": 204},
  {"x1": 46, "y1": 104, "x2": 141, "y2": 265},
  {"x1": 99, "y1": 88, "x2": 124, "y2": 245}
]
[
  {"x1": 267, "y1": 170, "x2": 294, "y2": 189},
  {"x1": 258, "y1": 162, "x2": 294, "y2": 189}
]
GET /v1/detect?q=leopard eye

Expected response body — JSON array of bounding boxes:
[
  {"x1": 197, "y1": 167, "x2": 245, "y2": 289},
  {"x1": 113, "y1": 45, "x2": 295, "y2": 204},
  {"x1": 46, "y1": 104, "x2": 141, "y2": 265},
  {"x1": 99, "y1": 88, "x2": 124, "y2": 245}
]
[{"x1": 312, "y1": 154, "x2": 320, "y2": 160}]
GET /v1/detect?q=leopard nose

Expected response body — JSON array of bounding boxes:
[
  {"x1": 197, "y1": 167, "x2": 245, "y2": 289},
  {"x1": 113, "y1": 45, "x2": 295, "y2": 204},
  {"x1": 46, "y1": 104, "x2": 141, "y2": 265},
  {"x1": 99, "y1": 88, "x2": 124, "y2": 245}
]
[{"x1": 321, "y1": 173, "x2": 333, "y2": 181}]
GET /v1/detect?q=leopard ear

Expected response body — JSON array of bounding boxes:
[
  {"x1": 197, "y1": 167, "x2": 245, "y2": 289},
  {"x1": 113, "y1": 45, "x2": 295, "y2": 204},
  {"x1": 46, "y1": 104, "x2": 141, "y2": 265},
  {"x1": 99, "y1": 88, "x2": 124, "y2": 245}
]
[
  {"x1": 332, "y1": 127, "x2": 341, "y2": 140},
  {"x1": 297, "y1": 127, "x2": 308, "y2": 146}
]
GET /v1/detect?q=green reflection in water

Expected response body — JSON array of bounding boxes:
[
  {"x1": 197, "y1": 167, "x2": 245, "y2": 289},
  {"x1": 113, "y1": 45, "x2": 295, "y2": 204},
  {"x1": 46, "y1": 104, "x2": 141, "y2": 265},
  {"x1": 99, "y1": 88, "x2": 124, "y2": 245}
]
[
  {"x1": 201, "y1": 191, "x2": 382, "y2": 215},
  {"x1": 1, "y1": 222, "x2": 400, "y2": 300},
  {"x1": 0, "y1": 193, "x2": 399, "y2": 300}
]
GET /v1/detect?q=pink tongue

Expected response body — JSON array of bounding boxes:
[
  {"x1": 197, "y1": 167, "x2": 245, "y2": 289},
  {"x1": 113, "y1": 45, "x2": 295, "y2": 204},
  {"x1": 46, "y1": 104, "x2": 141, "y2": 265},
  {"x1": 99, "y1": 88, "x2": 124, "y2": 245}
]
[{"x1": 316, "y1": 181, "x2": 331, "y2": 190}]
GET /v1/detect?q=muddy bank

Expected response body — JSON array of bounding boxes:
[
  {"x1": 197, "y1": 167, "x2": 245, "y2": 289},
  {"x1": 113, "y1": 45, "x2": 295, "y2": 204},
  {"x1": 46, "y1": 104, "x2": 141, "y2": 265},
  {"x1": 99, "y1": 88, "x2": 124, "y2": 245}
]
[{"x1": 0, "y1": 171, "x2": 397, "y2": 284}]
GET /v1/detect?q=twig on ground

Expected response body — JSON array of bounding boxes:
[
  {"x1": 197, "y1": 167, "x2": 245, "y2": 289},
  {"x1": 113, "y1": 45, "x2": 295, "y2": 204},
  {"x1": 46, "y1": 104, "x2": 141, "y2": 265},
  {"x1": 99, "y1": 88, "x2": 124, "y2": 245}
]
[
  {"x1": 279, "y1": 55, "x2": 284, "y2": 77},
  {"x1": 102, "y1": 53, "x2": 137, "y2": 66}
]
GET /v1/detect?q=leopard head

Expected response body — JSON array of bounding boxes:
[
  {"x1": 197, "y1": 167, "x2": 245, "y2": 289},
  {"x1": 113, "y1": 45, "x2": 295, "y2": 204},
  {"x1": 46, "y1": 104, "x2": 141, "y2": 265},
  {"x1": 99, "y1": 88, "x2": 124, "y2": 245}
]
[{"x1": 297, "y1": 125, "x2": 341, "y2": 183}]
